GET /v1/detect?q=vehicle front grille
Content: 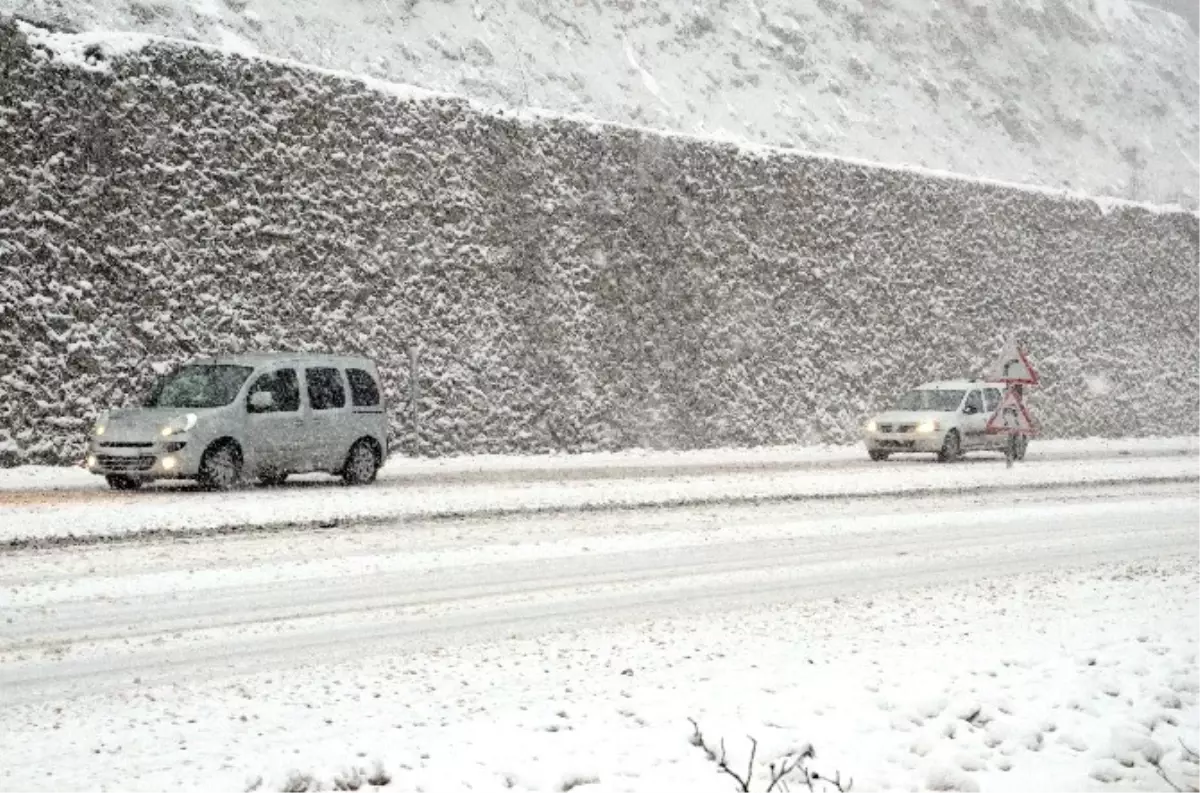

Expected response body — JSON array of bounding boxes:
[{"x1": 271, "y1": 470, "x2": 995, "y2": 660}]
[
  {"x1": 97, "y1": 455, "x2": 156, "y2": 471},
  {"x1": 100, "y1": 441, "x2": 154, "y2": 448},
  {"x1": 878, "y1": 424, "x2": 918, "y2": 434}
]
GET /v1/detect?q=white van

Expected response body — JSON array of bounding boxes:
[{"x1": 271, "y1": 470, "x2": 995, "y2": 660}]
[{"x1": 86, "y1": 353, "x2": 389, "y2": 490}]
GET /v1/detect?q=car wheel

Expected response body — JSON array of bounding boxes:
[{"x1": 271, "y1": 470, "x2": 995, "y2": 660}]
[
  {"x1": 342, "y1": 440, "x2": 379, "y2": 486},
  {"x1": 258, "y1": 471, "x2": 289, "y2": 487},
  {"x1": 199, "y1": 442, "x2": 243, "y2": 491},
  {"x1": 937, "y1": 430, "x2": 962, "y2": 463},
  {"x1": 868, "y1": 450, "x2": 890, "y2": 462},
  {"x1": 105, "y1": 475, "x2": 143, "y2": 491}
]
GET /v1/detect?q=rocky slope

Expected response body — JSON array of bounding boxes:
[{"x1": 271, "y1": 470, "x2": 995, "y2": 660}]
[
  {"x1": 1, "y1": 20, "x2": 1196, "y2": 465},
  {"x1": 4, "y1": 0, "x2": 1198, "y2": 208}
]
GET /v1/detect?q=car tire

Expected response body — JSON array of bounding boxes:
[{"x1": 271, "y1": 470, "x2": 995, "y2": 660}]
[
  {"x1": 937, "y1": 430, "x2": 962, "y2": 463},
  {"x1": 868, "y1": 450, "x2": 890, "y2": 462},
  {"x1": 258, "y1": 471, "x2": 289, "y2": 487},
  {"x1": 341, "y1": 439, "x2": 379, "y2": 486},
  {"x1": 105, "y1": 475, "x2": 143, "y2": 491},
  {"x1": 199, "y1": 441, "x2": 243, "y2": 491}
]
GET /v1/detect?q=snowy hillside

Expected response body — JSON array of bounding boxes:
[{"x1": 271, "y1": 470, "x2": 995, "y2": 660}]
[
  {"x1": 4, "y1": 0, "x2": 1198, "y2": 208},
  {"x1": 0, "y1": 18, "x2": 1197, "y2": 466}
]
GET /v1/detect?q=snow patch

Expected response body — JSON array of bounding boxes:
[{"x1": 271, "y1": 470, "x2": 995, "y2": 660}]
[
  {"x1": 215, "y1": 27, "x2": 257, "y2": 56},
  {"x1": 188, "y1": 0, "x2": 222, "y2": 19},
  {"x1": 925, "y1": 765, "x2": 980, "y2": 791},
  {"x1": 1084, "y1": 375, "x2": 1113, "y2": 397},
  {"x1": 15, "y1": 20, "x2": 154, "y2": 72},
  {"x1": 623, "y1": 37, "x2": 668, "y2": 109}
]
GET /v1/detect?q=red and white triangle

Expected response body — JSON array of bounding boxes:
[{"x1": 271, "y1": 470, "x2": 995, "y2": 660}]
[{"x1": 986, "y1": 389, "x2": 1035, "y2": 435}]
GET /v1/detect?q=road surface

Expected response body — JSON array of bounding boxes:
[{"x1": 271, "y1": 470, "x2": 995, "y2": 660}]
[
  {"x1": 1, "y1": 446, "x2": 1196, "y2": 792},
  {"x1": 3, "y1": 479, "x2": 1194, "y2": 705}
]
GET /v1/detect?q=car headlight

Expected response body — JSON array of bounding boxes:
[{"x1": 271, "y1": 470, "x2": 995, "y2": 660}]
[
  {"x1": 93, "y1": 423, "x2": 106, "y2": 436},
  {"x1": 866, "y1": 419, "x2": 878, "y2": 433},
  {"x1": 916, "y1": 420, "x2": 940, "y2": 434},
  {"x1": 160, "y1": 413, "x2": 198, "y2": 437}
]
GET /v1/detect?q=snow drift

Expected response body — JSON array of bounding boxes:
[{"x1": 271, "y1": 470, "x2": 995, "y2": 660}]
[
  {"x1": 3, "y1": 0, "x2": 1198, "y2": 208},
  {"x1": 0, "y1": 18, "x2": 1197, "y2": 465}
]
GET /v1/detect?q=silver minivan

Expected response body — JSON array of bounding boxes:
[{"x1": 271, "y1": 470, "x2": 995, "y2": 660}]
[{"x1": 86, "y1": 353, "x2": 389, "y2": 490}]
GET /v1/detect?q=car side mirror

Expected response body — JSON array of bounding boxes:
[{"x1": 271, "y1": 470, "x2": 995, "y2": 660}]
[
  {"x1": 963, "y1": 404, "x2": 977, "y2": 415},
  {"x1": 250, "y1": 391, "x2": 275, "y2": 410}
]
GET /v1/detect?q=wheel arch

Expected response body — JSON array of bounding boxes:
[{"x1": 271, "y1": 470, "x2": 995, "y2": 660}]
[
  {"x1": 349, "y1": 435, "x2": 383, "y2": 466},
  {"x1": 203, "y1": 436, "x2": 244, "y2": 460}
]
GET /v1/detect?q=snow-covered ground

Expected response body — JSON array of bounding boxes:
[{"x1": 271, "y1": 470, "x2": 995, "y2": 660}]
[
  {"x1": 1, "y1": 477, "x2": 1196, "y2": 792},
  {"x1": 1, "y1": 437, "x2": 1196, "y2": 542},
  {"x1": 4, "y1": 0, "x2": 1196, "y2": 206}
]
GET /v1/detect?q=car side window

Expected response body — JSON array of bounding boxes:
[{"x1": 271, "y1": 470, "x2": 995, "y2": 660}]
[
  {"x1": 984, "y1": 388, "x2": 1001, "y2": 412},
  {"x1": 247, "y1": 368, "x2": 300, "y2": 413},
  {"x1": 964, "y1": 390, "x2": 984, "y2": 414},
  {"x1": 307, "y1": 367, "x2": 346, "y2": 411},
  {"x1": 347, "y1": 368, "x2": 381, "y2": 407}
]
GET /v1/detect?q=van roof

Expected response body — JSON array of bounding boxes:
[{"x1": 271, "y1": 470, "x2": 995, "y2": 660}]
[{"x1": 188, "y1": 352, "x2": 378, "y2": 369}]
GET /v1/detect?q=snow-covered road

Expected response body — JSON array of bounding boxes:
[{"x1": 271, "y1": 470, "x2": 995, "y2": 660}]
[
  {"x1": 1, "y1": 437, "x2": 1196, "y2": 543},
  {"x1": 1, "y1": 451, "x2": 1197, "y2": 791}
]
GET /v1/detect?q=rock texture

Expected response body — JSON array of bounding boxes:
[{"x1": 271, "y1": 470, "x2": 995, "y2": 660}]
[{"x1": 0, "y1": 19, "x2": 1196, "y2": 465}]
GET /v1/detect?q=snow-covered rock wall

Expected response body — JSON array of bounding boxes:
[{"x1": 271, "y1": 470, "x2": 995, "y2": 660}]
[
  {"x1": 0, "y1": 19, "x2": 1197, "y2": 465},
  {"x1": 4, "y1": 0, "x2": 1198, "y2": 208}
]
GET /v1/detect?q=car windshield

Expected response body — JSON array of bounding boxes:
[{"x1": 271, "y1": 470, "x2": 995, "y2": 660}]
[
  {"x1": 891, "y1": 389, "x2": 965, "y2": 412},
  {"x1": 144, "y1": 365, "x2": 254, "y2": 409}
]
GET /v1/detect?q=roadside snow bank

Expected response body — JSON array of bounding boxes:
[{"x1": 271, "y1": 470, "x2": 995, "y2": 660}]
[
  {"x1": 0, "y1": 444, "x2": 1196, "y2": 542},
  {"x1": 0, "y1": 435, "x2": 1195, "y2": 491}
]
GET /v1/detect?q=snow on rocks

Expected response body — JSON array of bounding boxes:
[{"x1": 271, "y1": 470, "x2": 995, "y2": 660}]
[
  {"x1": 0, "y1": 17, "x2": 1197, "y2": 467},
  {"x1": 3, "y1": 0, "x2": 1195, "y2": 207}
]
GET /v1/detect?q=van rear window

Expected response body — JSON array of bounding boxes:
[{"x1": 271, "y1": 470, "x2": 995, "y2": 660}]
[
  {"x1": 306, "y1": 367, "x2": 346, "y2": 410},
  {"x1": 347, "y1": 368, "x2": 380, "y2": 407}
]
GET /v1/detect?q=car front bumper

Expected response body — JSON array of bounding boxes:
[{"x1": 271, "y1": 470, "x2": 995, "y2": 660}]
[
  {"x1": 864, "y1": 431, "x2": 945, "y2": 453},
  {"x1": 85, "y1": 437, "x2": 202, "y2": 479}
]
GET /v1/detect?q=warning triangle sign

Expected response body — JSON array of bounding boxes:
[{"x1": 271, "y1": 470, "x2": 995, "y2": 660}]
[
  {"x1": 986, "y1": 389, "x2": 1036, "y2": 436},
  {"x1": 986, "y1": 340, "x2": 1039, "y2": 385}
]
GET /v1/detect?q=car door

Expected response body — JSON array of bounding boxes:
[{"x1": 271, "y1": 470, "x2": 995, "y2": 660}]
[
  {"x1": 302, "y1": 365, "x2": 352, "y2": 471},
  {"x1": 244, "y1": 367, "x2": 305, "y2": 472},
  {"x1": 959, "y1": 388, "x2": 989, "y2": 448}
]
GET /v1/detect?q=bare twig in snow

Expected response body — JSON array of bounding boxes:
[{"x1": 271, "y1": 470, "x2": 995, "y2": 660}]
[
  {"x1": 766, "y1": 747, "x2": 810, "y2": 792},
  {"x1": 715, "y1": 736, "x2": 757, "y2": 792},
  {"x1": 1142, "y1": 743, "x2": 1200, "y2": 793},
  {"x1": 1150, "y1": 760, "x2": 1185, "y2": 793},
  {"x1": 280, "y1": 771, "x2": 317, "y2": 793},
  {"x1": 688, "y1": 718, "x2": 718, "y2": 762},
  {"x1": 688, "y1": 718, "x2": 851, "y2": 793},
  {"x1": 366, "y1": 761, "x2": 391, "y2": 787}
]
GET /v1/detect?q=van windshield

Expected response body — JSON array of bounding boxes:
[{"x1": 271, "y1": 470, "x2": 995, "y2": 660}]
[
  {"x1": 891, "y1": 389, "x2": 965, "y2": 412},
  {"x1": 144, "y1": 365, "x2": 254, "y2": 409}
]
